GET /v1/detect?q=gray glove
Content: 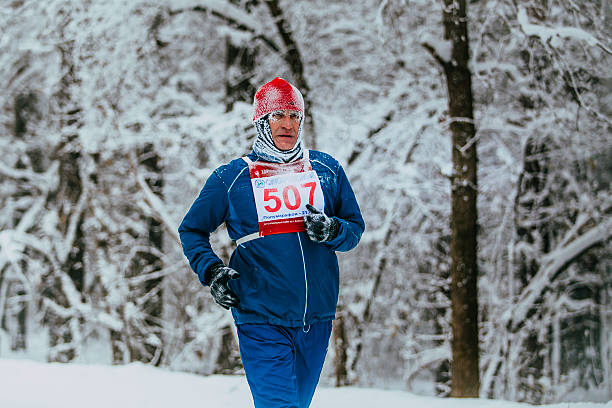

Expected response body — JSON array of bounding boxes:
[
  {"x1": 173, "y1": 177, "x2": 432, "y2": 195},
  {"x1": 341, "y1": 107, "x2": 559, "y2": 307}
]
[
  {"x1": 205, "y1": 263, "x2": 240, "y2": 310},
  {"x1": 304, "y1": 204, "x2": 339, "y2": 243}
]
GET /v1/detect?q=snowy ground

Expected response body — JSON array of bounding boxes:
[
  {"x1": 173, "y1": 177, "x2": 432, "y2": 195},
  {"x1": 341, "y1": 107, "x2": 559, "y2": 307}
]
[{"x1": 1, "y1": 359, "x2": 610, "y2": 408}]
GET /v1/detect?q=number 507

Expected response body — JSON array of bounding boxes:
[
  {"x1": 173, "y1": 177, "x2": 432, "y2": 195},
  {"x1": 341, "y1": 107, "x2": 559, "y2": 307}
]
[{"x1": 263, "y1": 182, "x2": 317, "y2": 212}]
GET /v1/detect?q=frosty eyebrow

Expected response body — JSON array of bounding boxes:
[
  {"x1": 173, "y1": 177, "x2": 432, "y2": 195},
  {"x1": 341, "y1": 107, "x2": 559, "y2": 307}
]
[{"x1": 270, "y1": 110, "x2": 302, "y2": 122}]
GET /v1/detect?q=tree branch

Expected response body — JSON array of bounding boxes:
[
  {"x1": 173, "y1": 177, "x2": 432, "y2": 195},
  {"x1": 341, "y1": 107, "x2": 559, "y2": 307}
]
[
  {"x1": 347, "y1": 111, "x2": 395, "y2": 166},
  {"x1": 135, "y1": 171, "x2": 181, "y2": 246},
  {"x1": 350, "y1": 193, "x2": 401, "y2": 373},
  {"x1": 517, "y1": 6, "x2": 612, "y2": 56},
  {"x1": 421, "y1": 42, "x2": 449, "y2": 69},
  {"x1": 170, "y1": 1, "x2": 280, "y2": 52},
  {"x1": 0, "y1": 160, "x2": 58, "y2": 192},
  {"x1": 503, "y1": 216, "x2": 612, "y2": 332}
]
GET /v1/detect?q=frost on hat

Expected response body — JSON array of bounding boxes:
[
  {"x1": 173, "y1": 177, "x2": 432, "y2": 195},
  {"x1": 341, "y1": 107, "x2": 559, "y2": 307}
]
[{"x1": 252, "y1": 77, "x2": 304, "y2": 122}]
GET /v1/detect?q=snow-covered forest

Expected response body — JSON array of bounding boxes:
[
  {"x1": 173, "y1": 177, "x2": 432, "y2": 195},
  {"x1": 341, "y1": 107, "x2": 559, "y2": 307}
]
[{"x1": 0, "y1": 0, "x2": 610, "y2": 404}]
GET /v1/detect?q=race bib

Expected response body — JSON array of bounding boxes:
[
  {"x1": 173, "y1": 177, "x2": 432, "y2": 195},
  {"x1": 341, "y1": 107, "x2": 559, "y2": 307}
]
[{"x1": 247, "y1": 154, "x2": 324, "y2": 236}]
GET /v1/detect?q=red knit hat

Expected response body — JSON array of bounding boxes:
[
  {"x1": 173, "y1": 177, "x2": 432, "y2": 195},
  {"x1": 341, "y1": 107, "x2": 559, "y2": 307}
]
[{"x1": 252, "y1": 77, "x2": 304, "y2": 122}]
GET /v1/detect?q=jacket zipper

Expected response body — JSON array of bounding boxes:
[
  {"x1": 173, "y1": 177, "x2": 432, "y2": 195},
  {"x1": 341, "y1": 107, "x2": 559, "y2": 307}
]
[{"x1": 296, "y1": 232, "x2": 310, "y2": 333}]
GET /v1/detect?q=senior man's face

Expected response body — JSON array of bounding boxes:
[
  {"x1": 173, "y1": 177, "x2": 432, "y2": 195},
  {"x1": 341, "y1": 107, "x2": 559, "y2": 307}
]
[{"x1": 269, "y1": 110, "x2": 301, "y2": 151}]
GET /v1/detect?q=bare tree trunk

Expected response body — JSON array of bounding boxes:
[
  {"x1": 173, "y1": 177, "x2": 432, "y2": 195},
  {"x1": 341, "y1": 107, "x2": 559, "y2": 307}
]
[
  {"x1": 513, "y1": 136, "x2": 550, "y2": 401},
  {"x1": 263, "y1": 0, "x2": 317, "y2": 148},
  {"x1": 224, "y1": 35, "x2": 257, "y2": 113},
  {"x1": 601, "y1": 283, "x2": 612, "y2": 397},
  {"x1": 333, "y1": 305, "x2": 349, "y2": 387},
  {"x1": 112, "y1": 145, "x2": 165, "y2": 365},
  {"x1": 134, "y1": 143, "x2": 165, "y2": 365},
  {"x1": 213, "y1": 325, "x2": 243, "y2": 374},
  {"x1": 6, "y1": 92, "x2": 43, "y2": 352},
  {"x1": 44, "y1": 20, "x2": 86, "y2": 362},
  {"x1": 442, "y1": 0, "x2": 480, "y2": 397},
  {"x1": 350, "y1": 220, "x2": 395, "y2": 375}
]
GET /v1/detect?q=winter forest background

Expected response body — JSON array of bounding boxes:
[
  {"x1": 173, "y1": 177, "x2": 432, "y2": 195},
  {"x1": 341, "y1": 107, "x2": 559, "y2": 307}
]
[{"x1": 0, "y1": 0, "x2": 610, "y2": 404}]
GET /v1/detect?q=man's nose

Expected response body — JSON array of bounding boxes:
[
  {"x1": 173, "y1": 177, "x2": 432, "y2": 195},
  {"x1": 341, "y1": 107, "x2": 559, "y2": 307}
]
[{"x1": 279, "y1": 116, "x2": 293, "y2": 128}]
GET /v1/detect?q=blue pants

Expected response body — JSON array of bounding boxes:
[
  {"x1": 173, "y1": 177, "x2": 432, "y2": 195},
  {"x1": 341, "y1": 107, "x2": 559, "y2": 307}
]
[{"x1": 236, "y1": 321, "x2": 333, "y2": 408}]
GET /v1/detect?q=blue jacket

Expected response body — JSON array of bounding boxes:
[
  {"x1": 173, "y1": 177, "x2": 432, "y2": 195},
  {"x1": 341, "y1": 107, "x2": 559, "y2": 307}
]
[{"x1": 178, "y1": 150, "x2": 365, "y2": 327}]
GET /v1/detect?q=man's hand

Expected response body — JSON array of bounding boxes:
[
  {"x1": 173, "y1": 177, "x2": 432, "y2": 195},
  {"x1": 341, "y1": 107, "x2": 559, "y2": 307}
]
[
  {"x1": 206, "y1": 263, "x2": 240, "y2": 310},
  {"x1": 304, "y1": 204, "x2": 339, "y2": 243}
]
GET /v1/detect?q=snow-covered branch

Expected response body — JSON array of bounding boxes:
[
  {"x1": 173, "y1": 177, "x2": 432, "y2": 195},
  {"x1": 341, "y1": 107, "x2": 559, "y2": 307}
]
[
  {"x1": 421, "y1": 41, "x2": 449, "y2": 68},
  {"x1": 56, "y1": 180, "x2": 88, "y2": 265},
  {"x1": 503, "y1": 216, "x2": 612, "y2": 332},
  {"x1": 404, "y1": 346, "x2": 450, "y2": 386},
  {"x1": 517, "y1": 6, "x2": 612, "y2": 55},
  {"x1": 169, "y1": 0, "x2": 280, "y2": 52},
  {"x1": 135, "y1": 170, "x2": 181, "y2": 245},
  {"x1": 0, "y1": 161, "x2": 59, "y2": 192},
  {"x1": 42, "y1": 296, "x2": 123, "y2": 332},
  {"x1": 170, "y1": 0, "x2": 258, "y2": 28},
  {"x1": 420, "y1": 31, "x2": 452, "y2": 67},
  {"x1": 0, "y1": 197, "x2": 46, "y2": 273}
]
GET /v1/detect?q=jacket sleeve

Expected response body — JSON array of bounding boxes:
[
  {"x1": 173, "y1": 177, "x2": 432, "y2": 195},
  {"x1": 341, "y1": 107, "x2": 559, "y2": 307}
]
[
  {"x1": 178, "y1": 170, "x2": 228, "y2": 285},
  {"x1": 324, "y1": 163, "x2": 365, "y2": 252}
]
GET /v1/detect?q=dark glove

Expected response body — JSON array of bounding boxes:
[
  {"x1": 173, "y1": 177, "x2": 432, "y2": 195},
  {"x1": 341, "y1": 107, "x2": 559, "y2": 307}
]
[
  {"x1": 304, "y1": 204, "x2": 339, "y2": 243},
  {"x1": 205, "y1": 263, "x2": 240, "y2": 310}
]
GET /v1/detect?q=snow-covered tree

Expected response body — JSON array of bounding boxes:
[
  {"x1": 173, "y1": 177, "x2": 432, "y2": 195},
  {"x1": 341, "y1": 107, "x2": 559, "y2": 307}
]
[{"x1": 0, "y1": 0, "x2": 610, "y2": 403}]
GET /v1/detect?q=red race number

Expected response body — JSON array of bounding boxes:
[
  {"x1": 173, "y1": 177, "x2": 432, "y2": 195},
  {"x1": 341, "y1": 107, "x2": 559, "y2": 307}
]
[
  {"x1": 263, "y1": 184, "x2": 309, "y2": 212},
  {"x1": 283, "y1": 185, "x2": 301, "y2": 210},
  {"x1": 302, "y1": 182, "x2": 317, "y2": 205},
  {"x1": 263, "y1": 188, "x2": 282, "y2": 212}
]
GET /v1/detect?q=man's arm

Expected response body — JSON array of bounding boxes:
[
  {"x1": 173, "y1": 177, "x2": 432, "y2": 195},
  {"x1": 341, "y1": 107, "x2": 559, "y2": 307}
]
[
  {"x1": 324, "y1": 163, "x2": 365, "y2": 252},
  {"x1": 178, "y1": 170, "x2": 229, "y2": 285}
]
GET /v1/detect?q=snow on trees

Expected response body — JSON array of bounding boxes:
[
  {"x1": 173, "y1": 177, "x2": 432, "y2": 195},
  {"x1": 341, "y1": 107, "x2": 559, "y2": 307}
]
[{"x1": 0, "y1": 0, "x2": 610, "y2": 403}]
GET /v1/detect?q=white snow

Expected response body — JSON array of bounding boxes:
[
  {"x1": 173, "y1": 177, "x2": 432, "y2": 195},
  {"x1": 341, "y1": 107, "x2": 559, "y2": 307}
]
[
  {"x1": 516, "y1": 7, "x2": 611, "y2": 53},
  {"x1": 0, "y1": 359, "x2": 609, "y2": 408}
]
